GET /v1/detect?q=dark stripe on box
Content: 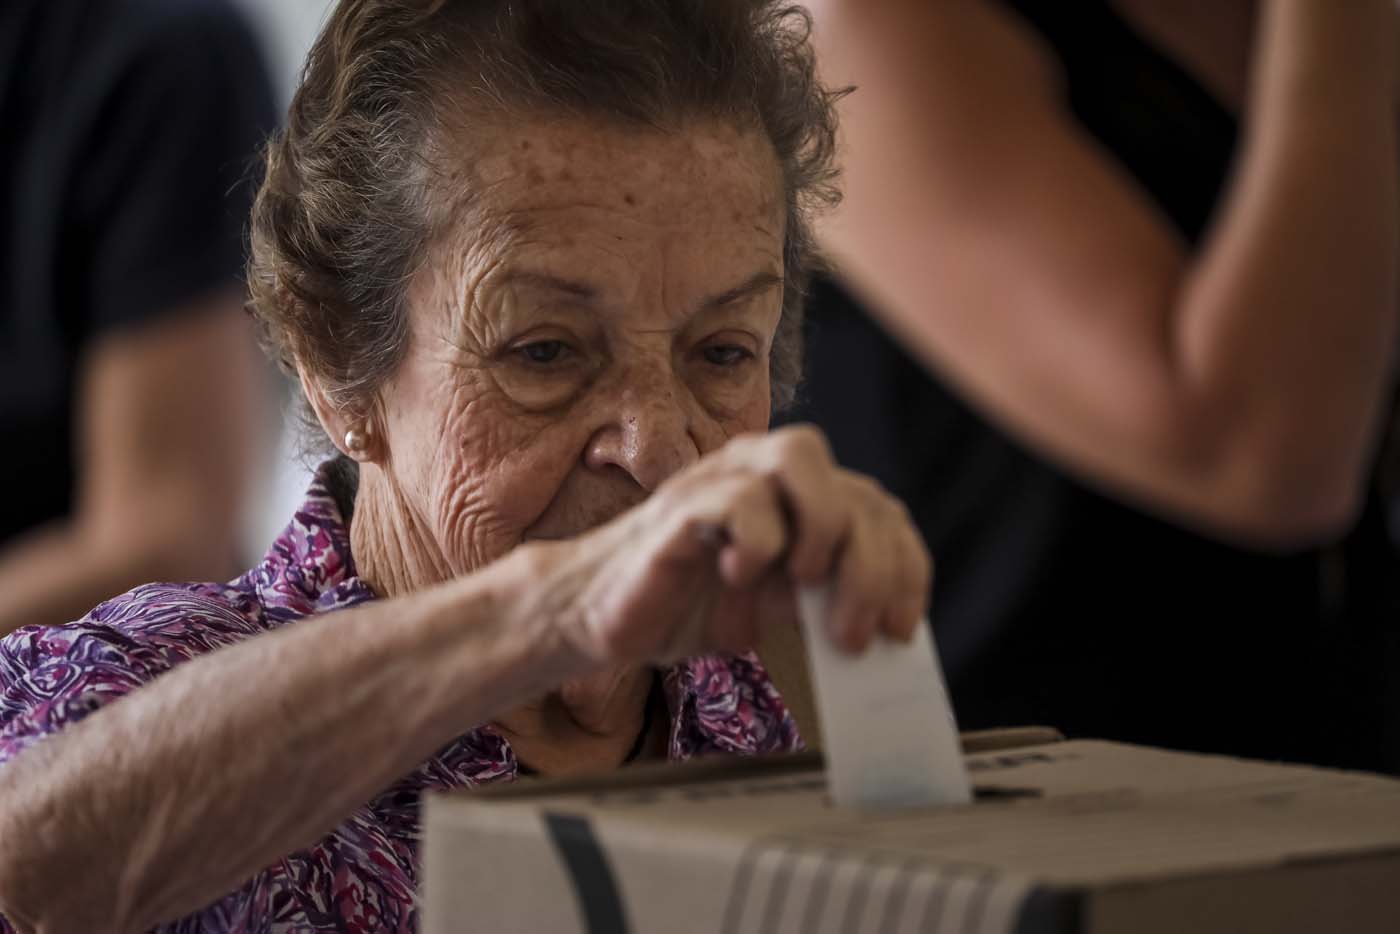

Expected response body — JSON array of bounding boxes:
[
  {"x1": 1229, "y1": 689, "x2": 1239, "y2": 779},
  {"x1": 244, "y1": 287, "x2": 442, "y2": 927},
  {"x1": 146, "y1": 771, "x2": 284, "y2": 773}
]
[
  {"x1": 1013, "y1": 887, "x2": 1084, "y2": 934},
  {"x1": 544, "y1": 811, "x2": 632, "y2": 934}
]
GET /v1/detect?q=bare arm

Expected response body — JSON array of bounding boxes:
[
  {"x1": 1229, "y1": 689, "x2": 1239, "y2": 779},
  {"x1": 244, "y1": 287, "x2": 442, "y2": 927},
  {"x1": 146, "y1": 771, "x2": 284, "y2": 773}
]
[
  {"x1": 810, "y1": 0, "x2": 1399, "y2": 546},
  {"x1": 0, "y1": 427, "x2": 926, "y2": 932},
  {"x1": 0, "y1": 553, "x2": 576, "y2": 934},
  {"x1": 0, "y1": 294, "x2": 262, "y2": 636}
]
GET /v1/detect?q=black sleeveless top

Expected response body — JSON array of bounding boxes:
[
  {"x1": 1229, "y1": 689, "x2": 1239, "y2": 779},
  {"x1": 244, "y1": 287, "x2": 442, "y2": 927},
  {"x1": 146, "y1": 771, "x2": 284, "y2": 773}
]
[{"x1": 785, "y1": 0, "x2": 1400, "y2": 772}]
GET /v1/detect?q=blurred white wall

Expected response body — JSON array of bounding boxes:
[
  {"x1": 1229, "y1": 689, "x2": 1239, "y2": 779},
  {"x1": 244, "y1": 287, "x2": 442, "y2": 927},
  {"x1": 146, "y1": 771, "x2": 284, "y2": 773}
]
[
  {"x1": 234, "y1": 0, "x2": 335, "y2": 105},
  {"x1": 233, "y1": 0, "x2": 337, "y2": 558}
]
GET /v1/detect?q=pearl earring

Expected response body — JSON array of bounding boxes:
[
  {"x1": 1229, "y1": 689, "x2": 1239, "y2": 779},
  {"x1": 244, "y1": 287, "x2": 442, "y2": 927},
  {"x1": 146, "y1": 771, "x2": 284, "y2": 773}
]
[{"x1": 344, "y1": 426, "x2": 371, "y2": 456}]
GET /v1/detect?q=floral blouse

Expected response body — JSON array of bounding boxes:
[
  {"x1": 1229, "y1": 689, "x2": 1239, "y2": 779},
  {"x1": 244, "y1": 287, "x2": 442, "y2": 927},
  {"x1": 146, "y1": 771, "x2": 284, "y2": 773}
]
[{"x1": 0, "y1": 464, "x2": 802, "y2": 932}]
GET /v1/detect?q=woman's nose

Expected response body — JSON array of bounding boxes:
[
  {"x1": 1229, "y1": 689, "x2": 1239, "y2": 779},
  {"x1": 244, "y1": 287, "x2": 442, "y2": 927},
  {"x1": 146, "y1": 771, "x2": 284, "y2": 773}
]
[{"x1": 584, "y1": 380, "x2": 700, "y2": 492}]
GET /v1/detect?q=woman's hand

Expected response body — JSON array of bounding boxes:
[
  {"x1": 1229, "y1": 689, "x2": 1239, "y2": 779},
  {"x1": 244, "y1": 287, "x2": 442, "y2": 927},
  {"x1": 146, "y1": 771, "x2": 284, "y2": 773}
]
[{"x1": 528, "y1": 425, "x2": 932, "y2": 668}]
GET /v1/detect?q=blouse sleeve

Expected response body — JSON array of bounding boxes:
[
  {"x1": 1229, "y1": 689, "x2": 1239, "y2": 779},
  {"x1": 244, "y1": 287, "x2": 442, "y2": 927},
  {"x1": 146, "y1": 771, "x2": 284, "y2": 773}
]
[
  {"x1": 0, "y1": 581, "x2": 255, "y2": 769},
  {"x1": 0, "y1": 606, "x2": 160, "y2": 933},
  {"x1": 0, "y1": 610, "x2": 157, "y2": 770}
]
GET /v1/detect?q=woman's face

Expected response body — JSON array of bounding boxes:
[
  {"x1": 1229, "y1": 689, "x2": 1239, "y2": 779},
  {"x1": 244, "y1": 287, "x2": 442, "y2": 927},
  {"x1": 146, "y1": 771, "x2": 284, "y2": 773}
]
[{"x1": 374, "y1": 119, "x2": 787, "y2": 574}]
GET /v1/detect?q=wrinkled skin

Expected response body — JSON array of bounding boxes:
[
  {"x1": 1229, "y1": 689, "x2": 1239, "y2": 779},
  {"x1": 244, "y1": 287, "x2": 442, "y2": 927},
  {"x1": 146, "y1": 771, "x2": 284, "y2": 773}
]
[
  {"x1": 357, "y1": 120, "x2": 785, "y2": 589},
  {"x1": 306, "y1": 118, "x2": 929, "y2": 773}
]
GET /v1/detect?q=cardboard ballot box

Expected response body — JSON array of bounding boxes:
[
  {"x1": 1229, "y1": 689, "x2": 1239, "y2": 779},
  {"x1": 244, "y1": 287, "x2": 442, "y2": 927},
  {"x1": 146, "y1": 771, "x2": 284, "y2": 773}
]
[{"x1": 421, "y1": 730, "x2": 1400, "y2": 934}]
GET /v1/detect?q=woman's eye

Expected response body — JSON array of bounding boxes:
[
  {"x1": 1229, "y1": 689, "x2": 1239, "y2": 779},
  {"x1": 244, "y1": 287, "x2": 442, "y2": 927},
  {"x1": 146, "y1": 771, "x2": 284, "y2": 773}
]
[
  {"x1": 516, "y1": 340, "x2": 568, "y2": 364},
  {"x1": 702, "y1": 344, "x2": 754, "y2": 367}
]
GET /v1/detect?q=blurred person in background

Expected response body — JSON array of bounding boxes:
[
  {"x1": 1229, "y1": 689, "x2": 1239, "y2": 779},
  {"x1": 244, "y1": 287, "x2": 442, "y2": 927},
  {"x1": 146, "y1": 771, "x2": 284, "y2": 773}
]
[
  {"x1": 0, "y1": 0, "x2": 277, "y2": 637},
  {"x1": 795, "y1": 0, "x2": 1400, "y2": 772}
]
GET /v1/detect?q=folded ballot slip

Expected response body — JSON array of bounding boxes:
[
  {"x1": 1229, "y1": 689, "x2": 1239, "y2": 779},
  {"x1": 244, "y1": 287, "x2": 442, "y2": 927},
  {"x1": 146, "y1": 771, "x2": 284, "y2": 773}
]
[{"x1": 795, "y1": 585, "x2": 971, "y2": 810}]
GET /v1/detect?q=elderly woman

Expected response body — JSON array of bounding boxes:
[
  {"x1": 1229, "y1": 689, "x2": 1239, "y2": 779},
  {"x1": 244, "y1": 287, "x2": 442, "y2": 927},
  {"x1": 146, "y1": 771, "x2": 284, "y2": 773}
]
[{"x1": 0, "y1": 1, "x2": 930, "y2": 931}]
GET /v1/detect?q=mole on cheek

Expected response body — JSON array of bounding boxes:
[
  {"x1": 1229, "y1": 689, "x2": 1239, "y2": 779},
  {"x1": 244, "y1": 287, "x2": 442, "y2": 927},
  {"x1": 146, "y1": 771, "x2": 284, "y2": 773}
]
[{"x1": 623, "y1": 192, "x2": 637, "y2": 206}]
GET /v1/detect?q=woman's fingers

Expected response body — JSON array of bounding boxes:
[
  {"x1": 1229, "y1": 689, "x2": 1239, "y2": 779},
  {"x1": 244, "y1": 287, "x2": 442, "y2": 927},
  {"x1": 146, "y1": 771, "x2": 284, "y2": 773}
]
[
  {"x1": 828, "y1": 502, "x2": 894, "y2": 651},
  {"x1": 593, "y1": 425, "x2": 933, "y2": 666},
  {"x1": 886, "y1": 506, "x2": 932, "y2": 642},
  {"x1": 821, "y1": 474, "x2": 931, "y2": 651},
  {"x1": 653, "y1": 471, "x2": 788, "y2": 586},
  {"x1": 875, "y1": 486, "x2": 931, "y2": 642},
  {"x1": 770, "y1": 431, "x2": 849, "y2": 584},
  {"x1": 730, "y1": 425, "x2": 849, "y2": 584},
  {"x1": 702, "y1": 428, "x2": 931, "y2": 654},
  {"x1": 716, "y1": 476, "x2": 788, "y2": 589}
]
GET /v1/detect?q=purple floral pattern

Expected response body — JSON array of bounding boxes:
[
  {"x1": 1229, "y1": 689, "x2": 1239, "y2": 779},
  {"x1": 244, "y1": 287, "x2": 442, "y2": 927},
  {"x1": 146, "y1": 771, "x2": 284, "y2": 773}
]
[{"x1": 0, "y1": 464, "x2": 802, "y2": 932}]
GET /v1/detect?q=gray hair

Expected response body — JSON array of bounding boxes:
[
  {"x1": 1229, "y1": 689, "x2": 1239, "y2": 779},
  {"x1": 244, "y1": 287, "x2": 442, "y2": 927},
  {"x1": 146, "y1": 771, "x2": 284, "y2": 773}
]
[{"x1": 248, "y1": 0, "x2": 843, "y2": 448}]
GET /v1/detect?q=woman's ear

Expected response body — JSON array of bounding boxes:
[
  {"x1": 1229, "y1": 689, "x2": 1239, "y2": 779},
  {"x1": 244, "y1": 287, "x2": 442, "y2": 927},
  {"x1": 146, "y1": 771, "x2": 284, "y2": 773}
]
[{"x1": 297, "y1": 364, "x2": 384, "y2": 464}]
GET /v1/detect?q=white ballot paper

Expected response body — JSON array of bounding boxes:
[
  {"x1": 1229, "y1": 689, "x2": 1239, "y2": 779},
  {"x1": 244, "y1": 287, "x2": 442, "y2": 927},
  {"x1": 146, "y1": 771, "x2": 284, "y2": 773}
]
[{"x1": 798, "y1": 586, "x2": 972, "y2": 810}]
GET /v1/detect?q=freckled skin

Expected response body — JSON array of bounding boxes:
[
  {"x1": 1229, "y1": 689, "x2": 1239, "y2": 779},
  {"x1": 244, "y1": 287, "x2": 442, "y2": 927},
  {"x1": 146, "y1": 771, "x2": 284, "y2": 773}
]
[
  {"x1": 358, "y1": 119, "x2": 785, "y2": 585},
  {"x1": 346, "y1": 120, "x2": 786, "y2": 753}
]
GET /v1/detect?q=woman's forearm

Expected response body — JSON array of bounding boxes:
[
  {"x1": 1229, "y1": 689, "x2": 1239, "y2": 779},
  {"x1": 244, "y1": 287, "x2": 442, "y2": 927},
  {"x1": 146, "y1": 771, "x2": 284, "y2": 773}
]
[
  {"x1": 0, "y1": 548, "x2": 579, "y2": 934},
  {"x1": 1175, "y1": 0, "x2": 1399, "y2": 533}
]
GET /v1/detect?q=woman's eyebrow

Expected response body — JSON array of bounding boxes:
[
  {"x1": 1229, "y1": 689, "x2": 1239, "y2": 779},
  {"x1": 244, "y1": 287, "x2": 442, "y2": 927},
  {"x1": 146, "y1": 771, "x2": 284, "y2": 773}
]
[
  {"x1": 496, "y1": 270, "x2": 600, "y2": 302},
  {"x1": 701, "y1": 270, "x2": 783, "y2": 310},
  {"x1": 493, "y1": 268, "x2": 781, "y2": 311}
]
